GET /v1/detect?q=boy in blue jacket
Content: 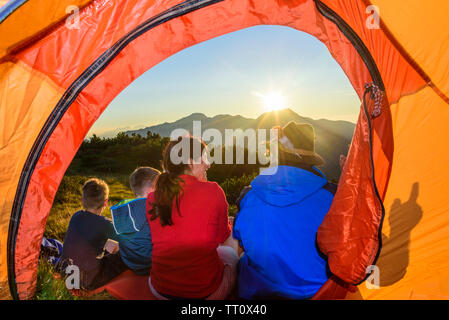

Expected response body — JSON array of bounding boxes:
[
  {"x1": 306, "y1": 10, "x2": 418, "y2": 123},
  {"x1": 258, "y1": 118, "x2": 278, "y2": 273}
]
[
  {"x1": 233, "y1": 122, "x2": 336, "y2": 300},
  {"x1": 111, "y1": 167, "x2": 160, "y2": 275}
]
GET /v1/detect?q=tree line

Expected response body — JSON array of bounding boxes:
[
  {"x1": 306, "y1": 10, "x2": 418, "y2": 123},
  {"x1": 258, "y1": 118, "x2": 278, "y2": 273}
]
[{"x1": 67, "y1": 131, "x2": 263, "y2": 204}]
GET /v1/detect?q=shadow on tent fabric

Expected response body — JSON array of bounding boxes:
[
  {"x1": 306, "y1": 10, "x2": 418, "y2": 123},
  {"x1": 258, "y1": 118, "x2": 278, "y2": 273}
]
[
  {"x1": 376, "y1": 182, "x2": 422, "y2": 287},
  {"x1": 0, "y1": 281, "x2": 11, "y2": 300}
]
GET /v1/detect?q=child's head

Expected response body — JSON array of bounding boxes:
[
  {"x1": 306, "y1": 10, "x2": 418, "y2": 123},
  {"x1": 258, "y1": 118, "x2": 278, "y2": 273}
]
[
  {"x1": 81, "y1": 178, "x2": 109, "y2": 213},
  {"x1": 130, "y1": 167, "x2": 161, "y2": 198}
]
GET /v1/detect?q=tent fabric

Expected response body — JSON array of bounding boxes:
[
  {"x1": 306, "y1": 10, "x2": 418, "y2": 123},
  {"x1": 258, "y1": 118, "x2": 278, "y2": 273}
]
[
  {"x1": 0, "y1": 0, "x2": 448, "y2": 300},
  {"x1": 74, "y1": 269, "x2": 238, "y2": 300},
  {"x1": 71, "y1": 270, "x2": 157, "y2": 300},
  {"x1": 370, "y1": 0, "x2": 449, "y2": 100},
  {"x1": 347, "y1": 86, "x2": 449, "y2": 299},
  {"x1": 0, "y1": 0, "x2": 93, "y2": 58}
]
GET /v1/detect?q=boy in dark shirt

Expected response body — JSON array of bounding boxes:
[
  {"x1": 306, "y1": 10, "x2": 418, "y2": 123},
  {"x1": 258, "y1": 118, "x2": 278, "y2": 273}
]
[{"x1": 59, "y1": 178, "x2": 128, "y2": 290}]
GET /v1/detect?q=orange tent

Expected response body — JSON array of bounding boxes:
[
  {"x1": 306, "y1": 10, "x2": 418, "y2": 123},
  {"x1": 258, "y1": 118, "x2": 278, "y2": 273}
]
[{"x1": 1, "y1": 0, "x2": 448, "y2": 300}]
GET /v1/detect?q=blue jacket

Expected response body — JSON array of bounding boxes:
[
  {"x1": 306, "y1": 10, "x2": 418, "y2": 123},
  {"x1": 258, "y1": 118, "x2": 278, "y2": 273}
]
[
  {"x1": 111, "y1": 198, "x2": 152, "y2": 275},
  {"x1": 233, "y1": 165, "x2": 333, "y2": 299}
]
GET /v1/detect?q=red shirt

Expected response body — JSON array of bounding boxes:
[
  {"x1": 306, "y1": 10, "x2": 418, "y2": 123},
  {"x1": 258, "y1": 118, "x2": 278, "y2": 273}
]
[{"x1": 146, "y1": 174, "x2": 231, "y2": 298}]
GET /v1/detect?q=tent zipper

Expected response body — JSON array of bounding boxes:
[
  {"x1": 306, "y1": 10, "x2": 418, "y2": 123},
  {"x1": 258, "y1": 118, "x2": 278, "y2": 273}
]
[
  {"x1": 315, "y1": 0, "x2": 387, "y2": 285},
  {"x1": 314, "y1": 0, "x2": 385, "y2": 91}
]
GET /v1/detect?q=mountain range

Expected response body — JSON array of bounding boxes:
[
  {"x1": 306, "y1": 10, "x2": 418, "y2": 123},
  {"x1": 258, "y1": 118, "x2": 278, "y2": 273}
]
[{"x1": 125, "y1": 108, "x2": 355, "y2": 181}]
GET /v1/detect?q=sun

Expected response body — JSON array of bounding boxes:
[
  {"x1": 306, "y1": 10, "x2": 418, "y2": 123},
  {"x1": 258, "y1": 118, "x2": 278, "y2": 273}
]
[{"x1": 255, "y1": 91, "x2": 287, "y2": 111}]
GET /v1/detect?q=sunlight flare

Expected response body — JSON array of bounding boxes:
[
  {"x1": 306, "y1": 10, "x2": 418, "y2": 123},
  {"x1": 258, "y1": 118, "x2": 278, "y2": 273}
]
[{"x1": 253, "y1": 91, "x2": 287, "y2": 112}]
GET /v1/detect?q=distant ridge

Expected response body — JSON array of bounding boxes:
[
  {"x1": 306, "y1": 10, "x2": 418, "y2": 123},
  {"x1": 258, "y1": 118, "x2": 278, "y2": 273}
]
[{"x1": 125, "y1": 108, "x2": 355, "y2": 180}]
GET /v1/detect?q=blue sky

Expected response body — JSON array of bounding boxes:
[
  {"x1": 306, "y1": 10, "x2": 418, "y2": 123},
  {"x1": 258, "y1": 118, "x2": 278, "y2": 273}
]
[{"x1": 89, "y1": 25, "x2": 360, "y2": 137}]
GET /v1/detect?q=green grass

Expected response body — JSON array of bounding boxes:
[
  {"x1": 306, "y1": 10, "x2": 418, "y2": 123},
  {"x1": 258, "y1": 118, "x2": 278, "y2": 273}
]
[
  {"x1": 35, "y1": 259, "x2": 115, "y2": 300},
  {"x1": 35, "y1": 259, "x2": 78, "y2": 300}
]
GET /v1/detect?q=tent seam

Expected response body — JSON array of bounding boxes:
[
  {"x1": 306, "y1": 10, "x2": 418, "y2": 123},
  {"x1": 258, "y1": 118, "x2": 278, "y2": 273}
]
[{"x1": 362, "y1": 0, "x2": 449, "y2": 106}]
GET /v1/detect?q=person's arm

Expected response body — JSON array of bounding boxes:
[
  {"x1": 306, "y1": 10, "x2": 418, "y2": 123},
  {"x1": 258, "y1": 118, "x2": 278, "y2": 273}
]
[
  {"x1": 100, "y1": 216, "x2": 120, "y2": 253},
  {"x1": 222, "y1": 232, "x2": 240, "y2": 253},
  {"x1": 232, "y1": 223, "x2": 245, "y2": 256},
  {"x1": 232, "y1": 187, "x2": 251, "y2": 256},
  {"x1": 103, "y1": 216, "x2": 120, "y2": 241},
  {"x1": 214, "y1": 184, "x2": 233, "y2": 243},
  {"x1": 237, "y1": 244, "x2": 244, "y2": 257}
]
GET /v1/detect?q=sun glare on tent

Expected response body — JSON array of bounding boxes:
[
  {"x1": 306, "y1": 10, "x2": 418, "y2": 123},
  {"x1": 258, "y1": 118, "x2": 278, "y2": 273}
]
[{"x1": 254, "y1": 91, "x2": 287, "y2": 112}]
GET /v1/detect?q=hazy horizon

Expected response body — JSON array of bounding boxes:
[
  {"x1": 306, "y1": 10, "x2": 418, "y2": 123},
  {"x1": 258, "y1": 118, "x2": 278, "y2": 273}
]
[
  {"x1": 88, "y1": 25, "x2": 360, "y2": 138},
  {"x1": 93, "y1": 107, "x2": 357, "y2": 138}
]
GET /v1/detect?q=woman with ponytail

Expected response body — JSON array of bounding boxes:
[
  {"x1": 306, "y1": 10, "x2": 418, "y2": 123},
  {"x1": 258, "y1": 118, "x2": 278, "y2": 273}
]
[{"x1": 146, "y1": 136, "x2": 239, "y2": 300}]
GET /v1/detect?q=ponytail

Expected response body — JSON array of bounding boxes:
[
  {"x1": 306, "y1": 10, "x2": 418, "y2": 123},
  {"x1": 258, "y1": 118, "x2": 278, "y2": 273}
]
[
  {"x1": 149, "y1": 136, "x2": 206, "y2": 226},
  {"x1": 150, "y1": 172, "x2": 183, "y2": 226}
]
